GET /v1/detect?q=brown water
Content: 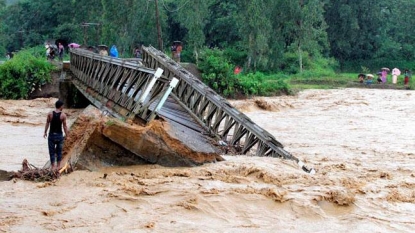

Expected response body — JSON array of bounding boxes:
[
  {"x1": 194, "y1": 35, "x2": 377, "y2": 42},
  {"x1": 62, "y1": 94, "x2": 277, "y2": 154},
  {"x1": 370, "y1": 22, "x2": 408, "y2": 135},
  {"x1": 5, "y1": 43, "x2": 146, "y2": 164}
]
[{"x1": 1, "y1": 89, "x2": 415, "y2": 232}]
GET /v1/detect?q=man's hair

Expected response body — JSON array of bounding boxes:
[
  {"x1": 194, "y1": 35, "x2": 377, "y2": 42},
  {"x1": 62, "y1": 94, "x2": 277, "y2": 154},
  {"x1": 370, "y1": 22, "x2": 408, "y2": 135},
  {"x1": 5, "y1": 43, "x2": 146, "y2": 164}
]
[{"x1": 55, "y1": 100, "x2": 64, "y2": 109}]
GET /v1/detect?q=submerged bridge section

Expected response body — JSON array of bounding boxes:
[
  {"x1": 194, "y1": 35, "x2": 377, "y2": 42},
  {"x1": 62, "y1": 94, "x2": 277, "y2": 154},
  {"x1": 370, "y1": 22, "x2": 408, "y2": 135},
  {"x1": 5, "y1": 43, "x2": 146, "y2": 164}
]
[{"x1": 69, "y1": 47, "x2": 314, "y2": 173}]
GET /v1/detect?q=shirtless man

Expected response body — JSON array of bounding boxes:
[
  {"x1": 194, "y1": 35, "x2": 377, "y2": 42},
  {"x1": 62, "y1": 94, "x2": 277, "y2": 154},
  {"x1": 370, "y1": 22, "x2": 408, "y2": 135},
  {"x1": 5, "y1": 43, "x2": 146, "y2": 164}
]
[{"x1": 44, "y1": 100, "x2": 69, "y2": 170}]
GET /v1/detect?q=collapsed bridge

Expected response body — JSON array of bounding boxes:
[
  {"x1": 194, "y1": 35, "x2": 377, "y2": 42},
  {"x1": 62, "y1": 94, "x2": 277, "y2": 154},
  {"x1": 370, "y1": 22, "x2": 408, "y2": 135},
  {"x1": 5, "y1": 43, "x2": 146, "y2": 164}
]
[{"x1": 67, "y1": 46, "x2": 315, "y2": 173}]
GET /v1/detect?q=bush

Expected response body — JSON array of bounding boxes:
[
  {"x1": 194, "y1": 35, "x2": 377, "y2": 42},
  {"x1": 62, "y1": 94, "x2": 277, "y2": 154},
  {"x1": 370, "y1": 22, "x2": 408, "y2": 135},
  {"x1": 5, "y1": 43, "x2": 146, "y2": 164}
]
[
  {"x1": 280, "y1": 51, "x2": 312, "y2": 74},
  {"x1": 237, "y1": 72, "x2": 291, "y2": 96},
  {"x1": 25, "y1": 45, "x2": 49, "y2": 58},
  {"x1": 180, "y1": 48, "x2": 195, "y2": 63},
  {"x1": 308, "y1": 56, "x2": 339, "y2": 74},
  {"x1": 0, "y1": 48, "x2": 55, "y2": 99},
  {"x1": 198, "y1": 47, "x2": 292, "y2": 97},
  {"x1": 279, "y1": 51, "x2": 339, "y2": 77},
  {"x1": 198, "y1": 48, "x2": 237, "y2": 97},
  {"x1": 223, "y1": 45, "x2": 247, "y2": 67}
]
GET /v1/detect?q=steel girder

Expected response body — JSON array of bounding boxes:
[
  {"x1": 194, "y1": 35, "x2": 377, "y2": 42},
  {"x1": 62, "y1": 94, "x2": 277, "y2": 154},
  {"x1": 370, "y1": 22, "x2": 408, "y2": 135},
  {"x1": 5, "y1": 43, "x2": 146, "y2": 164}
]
[{"x1": 141, "y1": 46, "x2": 307, "y2": 166}]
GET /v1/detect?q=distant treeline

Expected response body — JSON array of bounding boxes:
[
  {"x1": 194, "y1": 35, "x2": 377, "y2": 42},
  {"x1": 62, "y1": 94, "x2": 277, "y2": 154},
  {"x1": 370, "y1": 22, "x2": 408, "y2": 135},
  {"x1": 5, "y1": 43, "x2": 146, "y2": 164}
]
[{"x1": 1, "y1": 0, "x2": 415, "y2": 73}]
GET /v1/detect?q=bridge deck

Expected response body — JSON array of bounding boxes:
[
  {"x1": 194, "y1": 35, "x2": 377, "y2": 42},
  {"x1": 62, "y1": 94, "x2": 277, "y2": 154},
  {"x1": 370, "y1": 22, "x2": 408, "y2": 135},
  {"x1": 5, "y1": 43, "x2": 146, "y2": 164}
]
[
  {"x1": 156, "y1": 97, "x2": 205, "y2": 132},
  {"x1": 151, "y1": 97, "x2": 217, "y2": 154}
]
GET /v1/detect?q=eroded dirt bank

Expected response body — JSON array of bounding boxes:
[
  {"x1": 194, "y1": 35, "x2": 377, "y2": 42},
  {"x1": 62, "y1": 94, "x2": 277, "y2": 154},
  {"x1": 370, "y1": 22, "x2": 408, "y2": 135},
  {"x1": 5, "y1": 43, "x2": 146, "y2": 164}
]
[{"x1": 1, "y1": 89, "x2": 415, "y2": 232}]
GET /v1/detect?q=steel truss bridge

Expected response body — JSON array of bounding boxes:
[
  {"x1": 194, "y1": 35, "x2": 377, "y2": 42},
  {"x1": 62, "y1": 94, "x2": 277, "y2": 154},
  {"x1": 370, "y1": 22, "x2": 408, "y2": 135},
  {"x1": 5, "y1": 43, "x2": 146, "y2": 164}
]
[{"x1": 69, "y1": 46, "x2": 314, "y2": 173}]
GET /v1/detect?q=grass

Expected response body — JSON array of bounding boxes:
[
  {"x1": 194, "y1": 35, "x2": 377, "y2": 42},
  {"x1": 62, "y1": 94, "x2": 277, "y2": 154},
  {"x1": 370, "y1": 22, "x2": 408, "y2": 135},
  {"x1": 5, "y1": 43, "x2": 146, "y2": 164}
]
[
  {"x1": 287, "y1": 72, "x2": 413, "y2": 90},
  {"x1": 289, "y1": 73, "x2": 352, "y2": 89}
]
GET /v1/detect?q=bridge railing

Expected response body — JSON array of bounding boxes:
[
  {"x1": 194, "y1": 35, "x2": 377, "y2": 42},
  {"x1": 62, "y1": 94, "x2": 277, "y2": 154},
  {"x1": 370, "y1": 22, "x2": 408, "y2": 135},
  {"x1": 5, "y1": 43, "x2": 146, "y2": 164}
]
[
  {"x1": 142, "y1": 46, "x2": 314, "y2": 173},
  {"x1": 69, "y1": 48, "x2": 171, "y2": 121}
]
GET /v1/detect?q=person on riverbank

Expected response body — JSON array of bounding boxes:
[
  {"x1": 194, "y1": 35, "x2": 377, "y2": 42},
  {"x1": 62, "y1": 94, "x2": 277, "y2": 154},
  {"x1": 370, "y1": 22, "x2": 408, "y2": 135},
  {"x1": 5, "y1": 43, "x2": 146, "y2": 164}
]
[
  {"x1": 404, "y1": 69, "x2": 411, "y2": 89},
  {"x1": 175, "y1": 43, "x2": 182, "y2": 63},
  {"x1": 376, "y1": 72, "x2": 382, "y2": 84},
  {"x1": 45, "y1": 43, "x2": 51, "y2": 59},
  {"x1": 171, "y1": 41, "x2": 182, "y2": 63},
  {"x1": 109, "y1": 45, "x2": 118, "y2": 58},
  {"x1": 99, "y1": 48, "x2": 108, "y2": 56},
  {"x1": 58, "y1": 43, "x2": 64, "y2": 61},
  {"x1": 392, "y1": 68, "x2": 401, "y2": 84},
  {"x1": 358, "y1": 73, "x2": 365, "y2": 83},
  {"x1": 43, "y1": 100, "x2": 69, "y2": 171},
  {"x1": 381, "y1": 69, "x2": 388, "y2": 83},
  {"x1": 134, "y1": 47, "x2": 142, "y2": 59},
  {"x1": 366, "y1": 74, "x2": 374, "y2": 85}
]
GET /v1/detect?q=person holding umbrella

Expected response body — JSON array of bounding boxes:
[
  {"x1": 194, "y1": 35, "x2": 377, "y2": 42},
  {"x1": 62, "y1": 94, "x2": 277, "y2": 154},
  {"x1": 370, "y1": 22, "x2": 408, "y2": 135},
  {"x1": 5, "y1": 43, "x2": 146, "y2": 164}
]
[
  {"x1": 68, "y1": 43, "x2": 80, "y2": 48},
  {"x1": 98, "y1": 45, "x2": 108, "y2": 56},
  {"x1": 171, "y1": 41, "x2": 182, "y2": 63},
  {"x1": 366, "y1": 74, "x2": 374, "y2": 85},
  {"x1": 381, "y1": 67, "x2": 389, "y2": 83},
  {"x1": 392, "y1": 68, "x2": 401, "y2": 84}
]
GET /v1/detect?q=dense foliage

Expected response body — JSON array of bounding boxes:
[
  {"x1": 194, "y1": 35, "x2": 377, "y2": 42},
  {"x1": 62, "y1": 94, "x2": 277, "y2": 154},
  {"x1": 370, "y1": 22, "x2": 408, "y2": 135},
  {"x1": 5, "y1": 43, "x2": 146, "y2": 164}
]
[
  {"x1": 198, "y1": 48, "x2": 236, "y2": 97},
  {"x1": 1, "y1": 0, "x2": 414, "y2": 73},
  {"x1": 0, "y1": 47, "x2": 54, "y2": 99},
  {"x1": 0, "y1": 0, "x2": 414, "y2": 97},
  {"x1": 198, "y1": 48, "x2": 291, "y2": 97}
]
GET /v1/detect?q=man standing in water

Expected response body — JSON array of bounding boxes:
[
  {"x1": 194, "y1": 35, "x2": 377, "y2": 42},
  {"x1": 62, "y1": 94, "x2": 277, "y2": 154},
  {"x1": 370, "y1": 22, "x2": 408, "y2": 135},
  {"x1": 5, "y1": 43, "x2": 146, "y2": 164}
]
[{"x1": 43, "y1": 100, "x2": 69, "y2": 171}]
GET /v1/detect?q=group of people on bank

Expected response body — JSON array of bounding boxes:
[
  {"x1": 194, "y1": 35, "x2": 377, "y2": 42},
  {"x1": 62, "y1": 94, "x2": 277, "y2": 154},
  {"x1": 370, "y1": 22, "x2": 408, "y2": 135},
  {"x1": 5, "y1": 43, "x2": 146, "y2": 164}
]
[
  {"x1": 358, "y1": 67, "x2": 411, "y2": 88},
  {"x1": 45, "y1": 42, "x2": 64, "y2": 61},
  {"x1": 43, "y1": 40, "x2": 183, "y2": 64}
]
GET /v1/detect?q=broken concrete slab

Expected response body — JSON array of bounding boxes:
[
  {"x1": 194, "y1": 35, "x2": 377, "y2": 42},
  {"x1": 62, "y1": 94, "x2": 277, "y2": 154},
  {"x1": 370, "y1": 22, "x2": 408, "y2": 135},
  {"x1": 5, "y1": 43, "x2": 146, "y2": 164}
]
[
  {"x1": 102, "y1": 117, "x2": 223, "y2": 167},
  {"x1": 59, "y1": 105, "x2": 222, "y2": 170}
]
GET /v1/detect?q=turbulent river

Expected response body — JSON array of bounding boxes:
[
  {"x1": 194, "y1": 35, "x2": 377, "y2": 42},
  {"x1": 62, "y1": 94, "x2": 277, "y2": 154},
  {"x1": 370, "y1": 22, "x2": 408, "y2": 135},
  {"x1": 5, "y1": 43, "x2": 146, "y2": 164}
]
[{"x1": 1, "y1": 88, "x2": 414, "y2": 232}]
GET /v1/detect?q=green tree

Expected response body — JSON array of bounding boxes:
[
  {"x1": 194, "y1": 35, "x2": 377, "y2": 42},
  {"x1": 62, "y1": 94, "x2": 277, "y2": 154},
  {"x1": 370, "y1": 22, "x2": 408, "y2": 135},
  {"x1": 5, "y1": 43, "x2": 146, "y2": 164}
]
[
  {"x1": 65, "y1": 0, "x2": 103, "y2": 45},
  {"x1": 236, "y1": 0, "x2": 272, "y2": 71},
  {"x1": 0, "y1": 0, "x2": 61, "y2": 50},
  {"x1": 0, "y1": 48, "x2": 55, "y2": 99},
  {"x1": 169, "y1": 0, "x2": 212, "y2": 61},
  {"x1": 375, "y1": 0, "x2": 415, "y2": 60},
  {"x1": 205, "y1": 0, "x2": 240, "y2": 48},
  {"x1": 325, "y1": 0, "x2": 384, "y2": 66},
  {"x1": 274, "y1": 0, "x2": 328, "y2": 73},
  {"x1": 101, "y1": 0, "x2": 133, "y2": 54},
  {"x1": 0, "y1": 0, "x2": 7, "y2": 55},
  {"x1": 101, "y1": 0, "x2": 166, "y2": 55}
]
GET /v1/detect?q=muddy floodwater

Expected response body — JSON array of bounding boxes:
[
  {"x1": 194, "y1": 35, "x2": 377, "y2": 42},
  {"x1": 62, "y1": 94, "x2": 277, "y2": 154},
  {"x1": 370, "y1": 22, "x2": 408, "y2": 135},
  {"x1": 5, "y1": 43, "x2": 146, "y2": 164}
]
[{"x1": 1, "y1": 88, "x2": 415, "y2": 232}]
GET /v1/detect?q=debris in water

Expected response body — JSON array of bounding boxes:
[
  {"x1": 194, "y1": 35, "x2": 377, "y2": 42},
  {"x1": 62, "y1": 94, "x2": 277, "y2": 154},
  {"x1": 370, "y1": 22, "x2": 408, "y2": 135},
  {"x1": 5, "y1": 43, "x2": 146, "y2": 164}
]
[{"x1": 11, "y1": 159, "x2": 72, "y2": 182}]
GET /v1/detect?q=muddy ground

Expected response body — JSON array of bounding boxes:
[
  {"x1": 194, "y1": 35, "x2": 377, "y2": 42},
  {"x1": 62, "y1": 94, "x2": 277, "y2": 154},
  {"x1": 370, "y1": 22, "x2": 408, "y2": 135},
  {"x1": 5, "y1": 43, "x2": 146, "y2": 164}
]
[{"x1": 1, "y1": 88, "x2": 415, "y2": 232}]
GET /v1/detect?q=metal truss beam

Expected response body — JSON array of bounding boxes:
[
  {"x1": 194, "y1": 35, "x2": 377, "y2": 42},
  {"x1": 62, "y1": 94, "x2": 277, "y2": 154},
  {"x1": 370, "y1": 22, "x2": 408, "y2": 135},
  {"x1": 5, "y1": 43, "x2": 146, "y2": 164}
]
[{"x1": 142, "y1": 46, "x2": 315, "y2": 173}]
